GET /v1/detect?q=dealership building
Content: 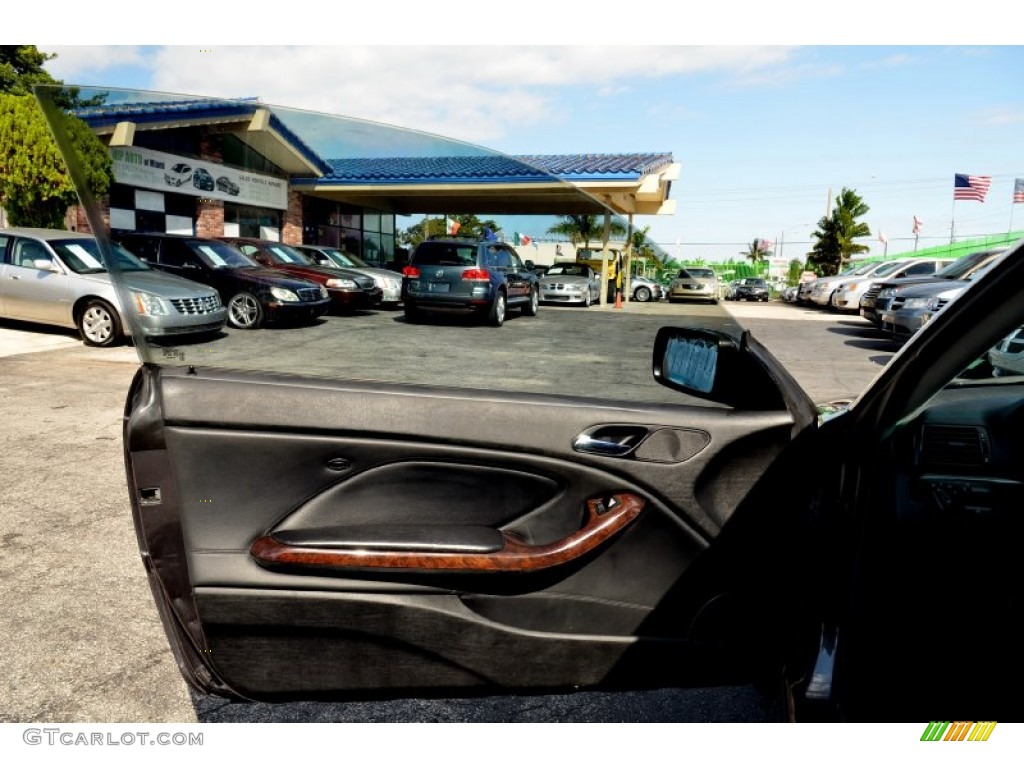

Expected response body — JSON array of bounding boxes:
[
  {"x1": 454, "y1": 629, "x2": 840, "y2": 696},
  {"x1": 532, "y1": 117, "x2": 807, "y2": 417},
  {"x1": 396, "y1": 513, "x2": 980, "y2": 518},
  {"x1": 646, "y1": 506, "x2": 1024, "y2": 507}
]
[{"x1": 73, "y1": 99, "x2": 677, "y2": 266}]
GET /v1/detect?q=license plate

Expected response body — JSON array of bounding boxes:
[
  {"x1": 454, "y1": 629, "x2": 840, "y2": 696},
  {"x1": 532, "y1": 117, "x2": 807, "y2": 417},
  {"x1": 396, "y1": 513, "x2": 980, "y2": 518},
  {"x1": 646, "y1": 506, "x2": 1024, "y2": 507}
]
[{"x1": 427, "y1": 282, "x2": 450, "y2": 293}]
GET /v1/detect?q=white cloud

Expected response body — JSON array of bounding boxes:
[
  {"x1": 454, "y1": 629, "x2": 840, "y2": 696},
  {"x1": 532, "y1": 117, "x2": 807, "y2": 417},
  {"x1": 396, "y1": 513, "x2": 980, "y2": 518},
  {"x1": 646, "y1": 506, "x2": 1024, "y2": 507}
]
[
  {"x1": 862, "y1": 53, "x2": 913, "y2": 69},
  {"x1": 136, "y1": 46, "x2": 797, "y2": 144},
  {"x1": 982, "y1": 108, "x2": 1024, "y2": 126},
  {"x1": 43, "y1": 46, "x2": 149, "y2": 80}
]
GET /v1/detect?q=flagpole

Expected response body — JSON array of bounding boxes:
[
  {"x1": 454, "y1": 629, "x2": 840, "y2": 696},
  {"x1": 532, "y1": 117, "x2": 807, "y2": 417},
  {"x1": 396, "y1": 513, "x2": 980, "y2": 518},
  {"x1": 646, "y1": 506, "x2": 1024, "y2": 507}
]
[{"x1": 949, "y1": 195, "x2": 957, "y2": 252}]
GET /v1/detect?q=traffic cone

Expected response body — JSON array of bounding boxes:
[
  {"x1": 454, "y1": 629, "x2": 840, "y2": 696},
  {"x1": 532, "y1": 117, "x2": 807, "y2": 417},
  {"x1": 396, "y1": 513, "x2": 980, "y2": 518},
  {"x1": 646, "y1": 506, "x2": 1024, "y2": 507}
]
[{"x1": 614, "y1": 289, "x2": 623, "y2": 309}]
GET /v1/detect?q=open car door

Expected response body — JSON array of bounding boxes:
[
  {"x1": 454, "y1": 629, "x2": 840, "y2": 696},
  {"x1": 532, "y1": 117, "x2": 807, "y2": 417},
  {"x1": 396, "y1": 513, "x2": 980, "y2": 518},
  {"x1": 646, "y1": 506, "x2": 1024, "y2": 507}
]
[
  {"x1": 37, "y1": 85, "x2": 825, "y2": 710},
  {"x1": 48, "y1": 84, "x2": 1024, "y2": 722}
]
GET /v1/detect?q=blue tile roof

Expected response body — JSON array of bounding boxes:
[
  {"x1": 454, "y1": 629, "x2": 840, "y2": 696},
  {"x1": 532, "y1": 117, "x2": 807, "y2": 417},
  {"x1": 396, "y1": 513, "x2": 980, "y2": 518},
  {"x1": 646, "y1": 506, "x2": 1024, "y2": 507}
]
[
  {"x1": 299, "y1": 153, "x2": 673, "y2": 186},
  {"x1": 74, "y1": 98, "x2": 672, "y2": 186},
  {"x1": 74, "y1": 99, "x2": 332, "y2": 175}
]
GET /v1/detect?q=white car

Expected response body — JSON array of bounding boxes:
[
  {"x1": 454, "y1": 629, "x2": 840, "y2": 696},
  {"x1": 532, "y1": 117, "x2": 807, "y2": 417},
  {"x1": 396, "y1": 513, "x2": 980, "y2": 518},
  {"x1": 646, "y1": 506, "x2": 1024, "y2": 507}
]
[
  {"x1": 537, "y1": 263, "x2": 601, "y2": 306},
  {"x1": 830, "y1": 258, "x2": 953, "y2": 312},
  {"x1": 164, "y1": 162, "x2": 193, "y2": 187},
  {"x1": 988, "y1": 327, "x2": 1024, "y2": 376},
  {"x1": 808, "y1": 261, "x2": 897, "y2": 307},
  {"x1": 296, "y1": 244, "x2": 404, "y2": 305}
]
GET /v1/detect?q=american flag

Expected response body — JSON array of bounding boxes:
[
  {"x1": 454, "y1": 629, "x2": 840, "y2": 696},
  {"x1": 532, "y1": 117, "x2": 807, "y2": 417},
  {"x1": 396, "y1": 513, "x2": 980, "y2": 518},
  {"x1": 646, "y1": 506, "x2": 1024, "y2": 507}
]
[
  {"x1": 1014, "y1": 178, "x2": 1024, "y2": 204},
  {"x1": 954, "y1": 174, "x2": 992, "y2": 202}
]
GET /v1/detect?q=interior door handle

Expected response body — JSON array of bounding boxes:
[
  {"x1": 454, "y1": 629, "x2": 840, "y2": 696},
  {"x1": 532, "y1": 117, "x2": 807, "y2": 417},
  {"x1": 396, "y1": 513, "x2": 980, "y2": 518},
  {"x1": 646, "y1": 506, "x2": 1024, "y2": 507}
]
[
  {"x1": 250, "y1": 493, "x2": 645, "y2": 575},
  {"x1": 573, "y1": 426, "x2": 649, "y2": 457}
]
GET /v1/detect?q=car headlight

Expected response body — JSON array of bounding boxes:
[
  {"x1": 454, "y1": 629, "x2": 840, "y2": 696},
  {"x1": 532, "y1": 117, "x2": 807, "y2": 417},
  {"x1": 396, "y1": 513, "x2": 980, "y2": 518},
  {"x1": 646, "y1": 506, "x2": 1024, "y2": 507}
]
[
  {"x1": 270, "y1": 287, "x2": 299, "y2": 302},
  {"x1": 902, "y1": 297, "x2": 930, "y2": 310},
  {"x1": 133, "y1": 292, "x2": 170, "y2": 316},
  {"x1": 925, "y1": 297, "x2": 944, "y2": 311},
  {"x1": 878, "y1": 288, "x2": 894, "y2": 299},
  {"x1": 325, "y1": 278, "x2": 357, "y2": 289}
]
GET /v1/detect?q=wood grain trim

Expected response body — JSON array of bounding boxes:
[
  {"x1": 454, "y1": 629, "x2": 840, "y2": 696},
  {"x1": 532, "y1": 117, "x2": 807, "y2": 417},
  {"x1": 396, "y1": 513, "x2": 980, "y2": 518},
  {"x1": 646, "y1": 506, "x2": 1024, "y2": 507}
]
[{"x1": 250, "y1": 493, "x2": 645, "y2": 574}]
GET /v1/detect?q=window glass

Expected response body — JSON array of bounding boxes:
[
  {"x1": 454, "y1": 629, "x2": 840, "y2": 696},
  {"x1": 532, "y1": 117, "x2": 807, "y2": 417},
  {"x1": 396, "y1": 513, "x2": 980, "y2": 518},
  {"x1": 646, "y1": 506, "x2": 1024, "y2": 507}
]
[
  {"x1": 49, "y1": 239, "x2": 149, "y2": 273},
  {"x1": 412, "y1": 242, "x2": 477, "y2": 267},
  {"x1": 36, "y1": 84, "x2": 683, "y2": 404}
]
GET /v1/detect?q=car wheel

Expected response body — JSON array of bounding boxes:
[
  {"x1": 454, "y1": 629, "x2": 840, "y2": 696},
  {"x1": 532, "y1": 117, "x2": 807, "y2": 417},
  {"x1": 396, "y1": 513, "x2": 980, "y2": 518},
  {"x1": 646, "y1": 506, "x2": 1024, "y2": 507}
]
[
  {"x1": 582, "y1": 292, "x2": 591, "y2": 308},
  {"x1": 635, "y1": 286, "x2": 651, "y2": 302},
  {"x1": 488, "y1": 291, "x2": 507, "y2": 327},
  {"x1": 227, "y1": 292, "x2": 264, "y2": 329},
  {"x1": 522, "y1": 287, "x2": 539, "y2": 316},
  {"x1": 77, "y1": 299, "x2": 122, "y2": 347}
]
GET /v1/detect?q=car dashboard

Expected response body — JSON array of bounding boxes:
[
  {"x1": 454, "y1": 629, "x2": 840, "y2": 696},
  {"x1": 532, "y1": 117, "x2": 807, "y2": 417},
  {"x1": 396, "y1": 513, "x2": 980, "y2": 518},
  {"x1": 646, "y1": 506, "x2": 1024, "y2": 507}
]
[{"x1": 842, "y1": 379, "x2": 1024, "y2": 719}]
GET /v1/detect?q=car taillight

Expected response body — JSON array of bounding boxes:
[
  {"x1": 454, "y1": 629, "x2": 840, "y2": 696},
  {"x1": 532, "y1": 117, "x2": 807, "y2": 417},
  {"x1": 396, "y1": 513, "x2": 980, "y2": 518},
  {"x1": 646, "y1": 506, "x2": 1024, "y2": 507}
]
[
  {"x1": 461, "y1": 269, "x2": 490, "y2": 281},
  {"x1": 402, "y1": 266, "x2": 420, "y2": 278}
]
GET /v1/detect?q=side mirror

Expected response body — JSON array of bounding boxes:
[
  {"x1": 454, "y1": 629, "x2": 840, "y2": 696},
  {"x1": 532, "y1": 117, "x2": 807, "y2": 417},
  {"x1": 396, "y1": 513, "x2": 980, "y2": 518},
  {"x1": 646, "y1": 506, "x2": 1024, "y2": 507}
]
[
  {"x1": 524, "y1": 260, "x2": 535, "y2": 270},
  {"x1": 33, "y1": 258, "x2": 59, "y2": 272},
  {"x1": 653, "y1": 327, "x2": 786, "y2": 410}
]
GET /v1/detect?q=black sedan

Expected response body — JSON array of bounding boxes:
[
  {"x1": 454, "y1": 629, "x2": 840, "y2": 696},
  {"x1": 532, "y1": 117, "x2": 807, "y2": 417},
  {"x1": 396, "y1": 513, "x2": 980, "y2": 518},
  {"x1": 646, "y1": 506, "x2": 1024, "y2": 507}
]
[{"x1": 726, "y1": 278, "x2": 770, "y2": 301}]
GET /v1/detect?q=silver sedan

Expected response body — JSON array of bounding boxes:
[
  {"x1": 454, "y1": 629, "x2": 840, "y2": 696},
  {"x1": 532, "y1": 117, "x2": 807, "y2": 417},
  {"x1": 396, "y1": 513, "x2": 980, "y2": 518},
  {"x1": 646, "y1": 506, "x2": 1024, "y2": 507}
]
[
  {"x1": 538, "y1": 263, "x2": 601, "y2": 306},
  {"x1": 0, "y1": 228, "x2": 226, "y2": 347}
]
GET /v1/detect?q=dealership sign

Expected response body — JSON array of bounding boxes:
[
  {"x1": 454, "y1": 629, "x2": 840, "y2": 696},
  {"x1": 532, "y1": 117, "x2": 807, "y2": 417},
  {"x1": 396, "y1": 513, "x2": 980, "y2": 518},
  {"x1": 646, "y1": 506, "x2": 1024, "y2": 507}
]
[{"x1": 109, "y1": 146, "x2": 288, "y2": 210}]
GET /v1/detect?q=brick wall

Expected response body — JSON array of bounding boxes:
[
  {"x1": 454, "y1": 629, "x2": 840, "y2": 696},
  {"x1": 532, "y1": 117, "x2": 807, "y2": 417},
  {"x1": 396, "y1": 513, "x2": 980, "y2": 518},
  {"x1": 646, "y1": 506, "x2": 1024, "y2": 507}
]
[
  {"x1": 196, "y1": 199, "x2": 224, "y2": 238},
  {"x1": 69, "y1": 199, "x2": 110, "y2": 235},
  {"x1": 283, "y1": 188, "x2": 303, "y2": 245}
]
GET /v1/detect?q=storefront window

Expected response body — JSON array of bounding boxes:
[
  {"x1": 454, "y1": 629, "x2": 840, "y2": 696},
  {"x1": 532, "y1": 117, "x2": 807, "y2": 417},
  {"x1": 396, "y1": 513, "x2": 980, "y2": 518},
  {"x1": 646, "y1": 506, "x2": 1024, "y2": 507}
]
[{"x1": 225, "y1": 203, "x2": 282, "y2": 240}]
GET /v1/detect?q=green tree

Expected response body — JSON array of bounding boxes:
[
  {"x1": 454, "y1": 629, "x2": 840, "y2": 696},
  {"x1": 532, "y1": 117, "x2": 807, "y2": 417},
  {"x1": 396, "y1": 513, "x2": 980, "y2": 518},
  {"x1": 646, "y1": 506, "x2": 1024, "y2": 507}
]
[
  {"x1": 786, "y1": 259, "x2": 803, "y2": 286},
  {"x1": 740, "y1": 238, "x2": 772, "y2": 264},
  {"x1": 546, "y1": 214, "x2": 627, "y2": 248},
  {"x1": 807, "y1": 188, "x2": 871, "y2": 275},
  {"x1": 0, "y1": 94, "x2": 114, "y2": 228},
  {"x1": 398, "y1": 214, "x2": 502, "y2": 249},
  {"x1": 0, "y1": 46, "x2": 59, "y2": 96}
]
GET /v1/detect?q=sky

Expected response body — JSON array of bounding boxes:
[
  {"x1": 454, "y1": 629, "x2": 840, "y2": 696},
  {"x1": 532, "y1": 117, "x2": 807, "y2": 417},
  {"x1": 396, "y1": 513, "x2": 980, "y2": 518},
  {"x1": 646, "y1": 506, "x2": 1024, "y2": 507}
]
[{"x1": 16, "y1": 6, "x2": 1024, "y2": 263}]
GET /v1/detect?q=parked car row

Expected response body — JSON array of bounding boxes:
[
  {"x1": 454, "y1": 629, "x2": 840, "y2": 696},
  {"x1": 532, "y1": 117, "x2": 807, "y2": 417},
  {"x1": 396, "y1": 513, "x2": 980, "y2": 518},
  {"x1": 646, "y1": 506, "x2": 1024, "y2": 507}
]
[
  {"x1": 860, "y1": 248, "x2": 1007, "y2": 339},
  {"x1": 0, "y1": 228, "x2": 410, "y2": 346},
  {"x1": 2, "y1": 229, "x2": 786, "y2": 345},
  {"x1": 780, "y1": 248, "x2": 1013, "y2": 344}
]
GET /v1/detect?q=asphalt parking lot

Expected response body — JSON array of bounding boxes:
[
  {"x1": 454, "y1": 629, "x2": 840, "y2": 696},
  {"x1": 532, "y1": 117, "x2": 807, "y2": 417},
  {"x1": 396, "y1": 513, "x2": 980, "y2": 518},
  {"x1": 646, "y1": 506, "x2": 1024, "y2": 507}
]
[{"x1": 0, "y1": 299, "x2": 899, "y2": 722}]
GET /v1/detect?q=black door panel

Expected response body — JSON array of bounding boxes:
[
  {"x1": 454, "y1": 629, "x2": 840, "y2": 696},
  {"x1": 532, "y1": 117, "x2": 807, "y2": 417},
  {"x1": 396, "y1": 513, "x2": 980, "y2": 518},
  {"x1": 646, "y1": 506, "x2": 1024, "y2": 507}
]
[{"x1": 126, "y1": 365, "x2": 797, "y2": 699}]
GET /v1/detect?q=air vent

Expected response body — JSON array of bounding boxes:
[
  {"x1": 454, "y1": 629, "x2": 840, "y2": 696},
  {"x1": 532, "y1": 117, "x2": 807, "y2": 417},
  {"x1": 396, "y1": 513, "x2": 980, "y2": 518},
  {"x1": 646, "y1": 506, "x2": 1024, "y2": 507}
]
[{"x1": 919, "y1": 425, "x2": 990, "y2": 467}]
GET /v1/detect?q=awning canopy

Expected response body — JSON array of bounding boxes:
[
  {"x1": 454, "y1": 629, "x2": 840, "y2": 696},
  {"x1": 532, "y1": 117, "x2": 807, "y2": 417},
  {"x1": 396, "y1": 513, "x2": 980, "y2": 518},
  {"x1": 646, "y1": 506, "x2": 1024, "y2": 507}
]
[{"x1": 293, "y1": 154, "x2": 678, "y2": 216}]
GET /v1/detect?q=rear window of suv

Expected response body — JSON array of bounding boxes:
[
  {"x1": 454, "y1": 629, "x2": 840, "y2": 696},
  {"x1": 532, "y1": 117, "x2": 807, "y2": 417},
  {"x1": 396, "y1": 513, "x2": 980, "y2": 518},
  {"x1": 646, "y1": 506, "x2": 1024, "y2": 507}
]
[{"x1": 412, "y1": 242, "x2": 477, "y2": 266}]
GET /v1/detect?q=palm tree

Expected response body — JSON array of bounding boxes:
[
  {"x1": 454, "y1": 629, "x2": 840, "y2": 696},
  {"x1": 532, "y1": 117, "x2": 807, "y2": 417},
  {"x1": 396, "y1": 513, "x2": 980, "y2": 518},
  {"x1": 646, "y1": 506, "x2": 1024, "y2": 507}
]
[
  {"x1": 740, "y1": 239, "x2": 771, "y2": 264},
  {"x1": 547, "y1": 214, "x2": 626, "y2": 249},
  {"x1": 808, "y1": 188, "x2": 871, "y2": 275}
]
